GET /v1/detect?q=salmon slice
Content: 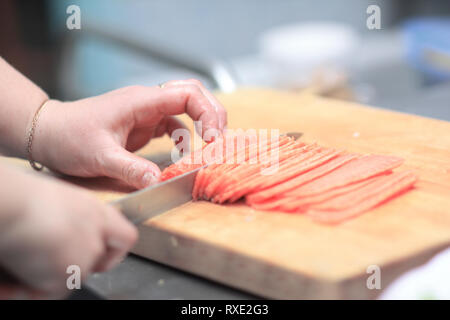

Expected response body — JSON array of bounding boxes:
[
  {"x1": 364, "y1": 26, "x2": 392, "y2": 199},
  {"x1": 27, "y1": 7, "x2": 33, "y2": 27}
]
[
  {"x1": 194, "y1": 135, "x2": 294, "y2": 200},
  {"x1": 221, "y1": 145, "x2": 322, "y2": 202},
  {"x1": 246, "y1": 153, "x2": 360, "y2": 210},
  {"x1": 239, "y1": 147, "x2": 335, "y2": 199},
  {"x1": 168, "y1": 136, "x2": 415, "y2": 224},
  {"x1": 286, "y1": 155, "x2": 404, "y2": 198},
  {"x1": 207, "y1": 139, "x2": 305, "y2": 201},
  {"x1": 249, "y1": 171, "x2": 414, "y2": 215},
  {"x1": 161, "y1": 148, "x2": 205, "y2": 181},
  {"x1": 307, "y1": 171, "x2": 417, "y2": 223},
  {"x1": 246, "y1": 151, "x2": 356, "y2": 204},
  {"x1": 213, "y1": 143, "x2": 320, "y2": 202},
  {"x1": 219, "y1": 146, "x2": 328, "y2": 203},
  {"x1": 247, "y1": 195, "x2": 292, "y2": 211},
  {"x1": 161, "y1": 138, "x2": 218, "y2": 181},
  {"x1": 164, "y1": 133, "x2": 264, "y2": 182},
  {"x1": 199, "y1": 136, "x2": 295, "y2": 200},
  {"x1": 280, "y1": 176, "x2": 387, "y2": 210},
  {"x1": 215, "y1": 144, "x2": 324, "y2": 201}
]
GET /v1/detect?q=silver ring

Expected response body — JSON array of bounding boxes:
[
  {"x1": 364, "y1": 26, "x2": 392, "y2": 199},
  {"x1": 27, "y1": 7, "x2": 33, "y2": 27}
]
[{"x1": 158, "y1": 82, "x2": 166, "y2": 89}]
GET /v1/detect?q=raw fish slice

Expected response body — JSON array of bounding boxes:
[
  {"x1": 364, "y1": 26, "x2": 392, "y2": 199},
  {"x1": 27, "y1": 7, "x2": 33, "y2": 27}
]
[
  {"x1": 201, "y1": 136, "x2": 294, "y2": 199},
  {"x1": 214, "y1": 144, "x2": 321, "y2": 202},
  {"x1": 246, "y1": 150, "x2": 350, "y2": 204},
  {"x1": 287, "y1": 155, "x2": 404, "y2": 197},
  {"x1": 307, "y1": 171, "x2": 417, "y2": 223},
  {"x1": 208, "y1": 139, "x2": 306, "y2": 201},
  {"x1": 219, "y1": 146, "x2": 325, "y2": 203},
  {"x1": 280, "y1": 176, "x2": 385, "y2": 210}
]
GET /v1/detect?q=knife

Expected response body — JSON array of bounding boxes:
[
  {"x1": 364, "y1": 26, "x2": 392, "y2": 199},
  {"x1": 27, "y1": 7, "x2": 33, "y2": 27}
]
[
  {"x1": 111, "y1": 165, "x2": 205, "y2": 224},
  {"x1": 112, "y1": 132, "x2": 303, "y2": 225}
]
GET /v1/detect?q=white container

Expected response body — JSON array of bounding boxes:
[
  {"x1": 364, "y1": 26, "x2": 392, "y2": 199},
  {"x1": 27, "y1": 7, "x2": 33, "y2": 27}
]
[{"x1": 259, "y1": 22, "x2": 359, "y2": 89}]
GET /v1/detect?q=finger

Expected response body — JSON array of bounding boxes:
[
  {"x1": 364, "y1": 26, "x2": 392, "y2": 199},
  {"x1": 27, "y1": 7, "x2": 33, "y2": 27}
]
[
  {"x1": 155, "y1": 116, "x2": 189, "y2": 151},
  {"x1": 154, "y1": 116, "x2": 187, "y2": 138},
  {"x1": 159, "y1": 84, "x2": 219, "y2": 138},
  {"x1": 127, "y1": 85, "x2": 220, "y2": 138},
  {"x1": 163, "y1": 79, "x2": 227, "y2": 130},
  {"x1": 94, "y1": 206, "x2": 138, "y2": 272},
  {"x1": 126, "y1": 126, "x2": 157, "y2": 152},
  {"x1": 98, "y1": 146, "x2": 162, "y2": 189}
]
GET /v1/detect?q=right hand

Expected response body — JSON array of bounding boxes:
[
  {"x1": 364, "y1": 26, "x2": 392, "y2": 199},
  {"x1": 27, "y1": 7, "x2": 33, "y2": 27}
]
[{"x1": 0, "y1": 171, "x2": 137, "y2": 299}]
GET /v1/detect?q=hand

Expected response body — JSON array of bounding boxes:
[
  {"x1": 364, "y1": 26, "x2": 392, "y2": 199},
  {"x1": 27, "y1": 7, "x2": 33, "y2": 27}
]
[
  {"x1": 0, "y1": 169, "x2": 137, "y2": 299},
  {"x1": 32, "y1": 79, "x2": 227, "y2": 189}
]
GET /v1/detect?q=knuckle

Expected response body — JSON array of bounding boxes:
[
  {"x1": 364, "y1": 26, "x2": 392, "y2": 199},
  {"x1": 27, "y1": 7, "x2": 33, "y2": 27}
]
[
  {"x1": 183, "y1": 84, "x2": 206, "y2": 102},
  {"x1": 121, "y1": 160, "x2": 142, "y2": 185}
]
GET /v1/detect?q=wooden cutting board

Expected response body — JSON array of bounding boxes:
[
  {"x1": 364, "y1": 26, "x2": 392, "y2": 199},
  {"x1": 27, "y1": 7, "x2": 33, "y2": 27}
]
[{"x1": 2, "y1": 88, "x2": 450, "y2": 299}]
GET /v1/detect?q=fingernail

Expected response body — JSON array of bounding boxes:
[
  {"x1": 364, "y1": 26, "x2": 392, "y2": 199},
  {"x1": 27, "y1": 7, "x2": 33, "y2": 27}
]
[{"x1": 142, "y1": 171, "x2": 158, "y2": 187}]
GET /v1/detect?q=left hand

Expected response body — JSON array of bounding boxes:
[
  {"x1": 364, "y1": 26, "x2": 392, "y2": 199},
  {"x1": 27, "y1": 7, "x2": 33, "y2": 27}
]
[{"x1": 32, "y1": 79, "x2": 227, "y2": 189}]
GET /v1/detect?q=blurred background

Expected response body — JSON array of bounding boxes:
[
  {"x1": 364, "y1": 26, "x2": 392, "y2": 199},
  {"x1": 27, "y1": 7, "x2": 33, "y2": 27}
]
[{"x1": 1, "y1": 0, "x2": 450, "y2": 120}]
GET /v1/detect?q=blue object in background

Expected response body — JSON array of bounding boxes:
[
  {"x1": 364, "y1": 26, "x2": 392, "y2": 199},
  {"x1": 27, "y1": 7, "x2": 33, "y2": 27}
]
[{"x1": 403, "y1": 18, "x2": 450, "y2": 84}]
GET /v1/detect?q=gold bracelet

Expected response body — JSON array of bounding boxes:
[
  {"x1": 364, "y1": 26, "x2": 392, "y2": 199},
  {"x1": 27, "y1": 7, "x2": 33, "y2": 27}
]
[{"x1": 26, "y1": 99, "x2": 51, "y2": 171}]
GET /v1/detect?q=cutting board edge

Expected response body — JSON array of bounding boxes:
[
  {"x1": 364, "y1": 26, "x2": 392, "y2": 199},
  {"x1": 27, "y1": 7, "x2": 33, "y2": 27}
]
[
  {"x1": 132, "y1": 223, "x2": 450, "y2": 299},
  {"x1": 131, "y1": 224, "x2": 344, "y2": 299}
]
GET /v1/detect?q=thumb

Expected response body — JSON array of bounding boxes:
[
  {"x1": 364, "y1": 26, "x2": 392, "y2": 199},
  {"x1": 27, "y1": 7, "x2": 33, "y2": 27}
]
[{"x1": 100, "y1": 147, "x2": 161, "y2": 189}]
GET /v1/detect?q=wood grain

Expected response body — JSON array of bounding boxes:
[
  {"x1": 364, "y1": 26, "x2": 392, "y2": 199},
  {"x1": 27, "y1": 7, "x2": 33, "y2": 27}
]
[{"x1": 2, "y1": 88, "x2": 450, "y2": 299}]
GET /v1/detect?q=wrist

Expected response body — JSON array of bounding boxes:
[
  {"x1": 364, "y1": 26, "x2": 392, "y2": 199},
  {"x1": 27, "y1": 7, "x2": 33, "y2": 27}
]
[{"x1": 0, "y1": 58, "x2": 49, "y2": 160}]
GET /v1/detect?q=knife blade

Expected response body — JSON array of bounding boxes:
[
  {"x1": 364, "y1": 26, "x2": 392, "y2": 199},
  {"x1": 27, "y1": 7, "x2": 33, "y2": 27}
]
[{"x1": 111, "y1": 165, "x2": 205, "y2": 225}]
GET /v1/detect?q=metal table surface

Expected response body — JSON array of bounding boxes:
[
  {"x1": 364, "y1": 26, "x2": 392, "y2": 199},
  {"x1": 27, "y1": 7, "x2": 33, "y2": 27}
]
[{"x1": 85, "y1": 254, "x2": 255, "y2": 300}]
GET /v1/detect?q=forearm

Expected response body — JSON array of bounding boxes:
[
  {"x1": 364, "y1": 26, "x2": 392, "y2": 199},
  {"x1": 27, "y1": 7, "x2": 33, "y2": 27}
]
[{"x1": 0, "y1": 57, "x2": 49, "y2": 159}]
